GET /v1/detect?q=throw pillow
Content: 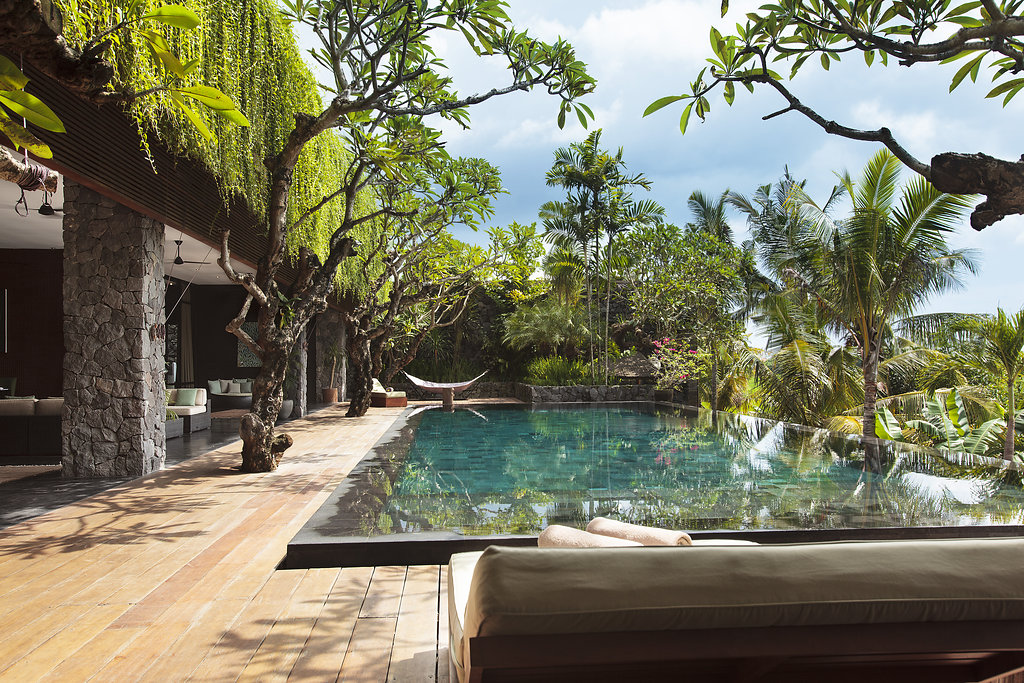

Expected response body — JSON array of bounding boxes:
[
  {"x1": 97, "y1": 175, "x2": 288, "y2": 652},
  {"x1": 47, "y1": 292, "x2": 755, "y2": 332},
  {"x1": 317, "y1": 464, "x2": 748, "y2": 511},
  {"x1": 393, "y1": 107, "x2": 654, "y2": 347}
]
[
  {"x1": 372, "y1": 378, "x2": 386, "y2": 393},
  {"x1": 219, "y1": 379, "x2": 232, "y2": 393},
  {"x1": 207, "y1": 380, "x2": 221, "y2": 395},
  {"x1": 194, "y1": 389, "x2": 208, "y2": 406},
  {"x1": 228, "y1": 382, "x2": 241, "y2": 394},
  {"x1": 175, "y1": 388, "x2": 198, "y2": 406},
  {"x1": 240, "y1": 381, "x2": 253, "y2": 393}
]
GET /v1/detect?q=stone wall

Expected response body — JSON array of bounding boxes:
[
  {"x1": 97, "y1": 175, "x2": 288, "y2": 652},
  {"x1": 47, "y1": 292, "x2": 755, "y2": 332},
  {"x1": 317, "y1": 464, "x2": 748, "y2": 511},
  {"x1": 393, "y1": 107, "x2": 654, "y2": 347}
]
[
  {"x1": 515, "y1": 384, "x2": 655, "y2": 403},
  {"x1": 62, "y1": 181, "x2": 165, "y2": 477},
  {"x1": 315, "y1": 308, "x2": 345, "y2": 400}
]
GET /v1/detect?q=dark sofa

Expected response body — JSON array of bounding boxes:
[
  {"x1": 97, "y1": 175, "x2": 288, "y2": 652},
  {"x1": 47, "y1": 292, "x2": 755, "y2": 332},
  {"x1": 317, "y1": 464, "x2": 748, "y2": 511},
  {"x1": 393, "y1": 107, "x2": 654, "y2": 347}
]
[{"x1": 0, "y1": 398, "x2": 62, "y2": 464}]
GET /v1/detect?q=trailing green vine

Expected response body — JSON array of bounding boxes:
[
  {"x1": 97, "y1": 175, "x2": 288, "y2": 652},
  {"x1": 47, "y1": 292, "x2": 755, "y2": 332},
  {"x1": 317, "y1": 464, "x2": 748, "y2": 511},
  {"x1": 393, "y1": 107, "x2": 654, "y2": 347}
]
[{"x1": 57, "y1": 0, "x2": 376, "y2": 288}]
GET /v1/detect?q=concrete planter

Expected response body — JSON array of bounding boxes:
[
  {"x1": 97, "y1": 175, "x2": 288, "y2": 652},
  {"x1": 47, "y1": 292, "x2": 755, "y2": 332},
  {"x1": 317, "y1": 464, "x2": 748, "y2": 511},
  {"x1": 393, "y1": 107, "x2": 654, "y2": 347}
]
[{"x1": 165, "y1": 417, "x2": 183, "y2": 440}]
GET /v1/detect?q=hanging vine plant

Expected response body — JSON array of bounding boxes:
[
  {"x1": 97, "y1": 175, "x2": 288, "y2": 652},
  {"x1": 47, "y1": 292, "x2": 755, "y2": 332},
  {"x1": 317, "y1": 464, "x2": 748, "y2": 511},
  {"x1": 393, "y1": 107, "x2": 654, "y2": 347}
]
[{"x1": 55, "y1": 0, "x2": 377, "y2": 289}]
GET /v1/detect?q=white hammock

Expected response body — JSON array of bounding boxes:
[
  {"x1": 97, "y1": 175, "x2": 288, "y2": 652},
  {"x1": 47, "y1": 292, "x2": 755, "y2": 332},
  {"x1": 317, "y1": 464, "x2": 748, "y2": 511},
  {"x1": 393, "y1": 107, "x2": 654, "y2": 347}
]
[{"x1": 403, "y1": 370, "x2": 487, "y2": 394}]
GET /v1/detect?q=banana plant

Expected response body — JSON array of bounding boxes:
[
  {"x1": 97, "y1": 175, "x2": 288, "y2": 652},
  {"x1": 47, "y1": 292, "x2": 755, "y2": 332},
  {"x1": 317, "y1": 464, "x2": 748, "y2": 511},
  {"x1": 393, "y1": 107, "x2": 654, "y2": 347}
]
[
  {"x1": 0, "y1": 3, "x2": 247, "y2": 159},
  {"x1": 876, "y1": 388, "x2": 1005, "y2": 458}
]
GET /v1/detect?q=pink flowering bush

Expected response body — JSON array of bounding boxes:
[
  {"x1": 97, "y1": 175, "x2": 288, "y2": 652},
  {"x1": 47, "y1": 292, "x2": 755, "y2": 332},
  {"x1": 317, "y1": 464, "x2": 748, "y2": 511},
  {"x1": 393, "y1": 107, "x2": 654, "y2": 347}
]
[{"x1": 652, "y1": 337, "x2": 708, "y2": 390}]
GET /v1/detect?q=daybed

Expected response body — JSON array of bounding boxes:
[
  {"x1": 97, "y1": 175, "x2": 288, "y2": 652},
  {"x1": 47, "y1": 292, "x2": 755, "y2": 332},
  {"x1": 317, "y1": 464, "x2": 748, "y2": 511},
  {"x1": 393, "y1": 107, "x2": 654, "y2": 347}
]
[
  {"x1": 166, "y1": 388, "x2": 210, "y2": 433},
  {"x1": 0, "y1": 397, "x2": 62, "y2": 463},
  {"x1": 448, "y1": 538, "x2": 1024, "y2": 683},
  {"x1": 370, "y1": 378, "x2": 407, "y2": 408}
]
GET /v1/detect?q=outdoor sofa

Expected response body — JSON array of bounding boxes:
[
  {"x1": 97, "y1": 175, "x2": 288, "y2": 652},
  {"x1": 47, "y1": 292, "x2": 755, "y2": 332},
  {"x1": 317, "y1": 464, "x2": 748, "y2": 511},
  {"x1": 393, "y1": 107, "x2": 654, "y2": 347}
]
[
  {"x1": 0, "y1": 397, "x2": 62, "y2": 463},
  {"x1": 166, "y1": 388, "x2": 210, "y2": 433},
  {"x1": 205, "y1": 378, "x2": 253, "y2": 411},
  {"x1": 448, "y1": 538, "x2": 1024, "y2": 682}
]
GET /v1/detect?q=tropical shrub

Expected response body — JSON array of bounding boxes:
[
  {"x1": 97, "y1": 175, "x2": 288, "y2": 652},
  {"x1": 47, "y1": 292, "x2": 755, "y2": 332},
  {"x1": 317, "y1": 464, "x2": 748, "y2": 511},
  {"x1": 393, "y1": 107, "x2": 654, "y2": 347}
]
[
  {"x1": 652, "y1": 338, "x2": 708, "y2": 390},
  {"x1": 525, "y1": 356, "x2": 590, "y2": 386},
  {"x1": 875, "y1": 389, "x2": 1005, "y2": 458}
]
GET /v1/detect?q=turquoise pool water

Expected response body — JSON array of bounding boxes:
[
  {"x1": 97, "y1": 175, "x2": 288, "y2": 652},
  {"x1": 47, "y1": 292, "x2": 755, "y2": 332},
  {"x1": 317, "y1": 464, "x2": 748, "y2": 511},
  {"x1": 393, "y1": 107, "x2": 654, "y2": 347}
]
[{"x1": 341, "y1": 403, "x2": 1024, "y2": 537}]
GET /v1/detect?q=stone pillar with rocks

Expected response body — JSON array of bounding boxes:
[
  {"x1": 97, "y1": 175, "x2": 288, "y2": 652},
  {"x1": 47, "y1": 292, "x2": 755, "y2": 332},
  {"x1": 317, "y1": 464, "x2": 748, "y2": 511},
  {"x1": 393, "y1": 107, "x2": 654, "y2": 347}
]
[
  {"x1": 62, "y1": 181, "x2": 166, "y2": 477},
  {"x1": 315, "y1": 308, "x2": 345, "y2": 401},
  {"x1": 285, "y1": 327, "x2": 307, "y2": 418}
]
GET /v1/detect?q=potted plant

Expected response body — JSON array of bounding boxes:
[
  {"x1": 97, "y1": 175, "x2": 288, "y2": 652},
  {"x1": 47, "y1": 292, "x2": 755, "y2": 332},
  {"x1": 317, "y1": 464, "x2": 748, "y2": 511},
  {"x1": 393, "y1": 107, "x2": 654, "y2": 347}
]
[{"x1": 321, "y1": 341, "x2": 341, "y2": 403}]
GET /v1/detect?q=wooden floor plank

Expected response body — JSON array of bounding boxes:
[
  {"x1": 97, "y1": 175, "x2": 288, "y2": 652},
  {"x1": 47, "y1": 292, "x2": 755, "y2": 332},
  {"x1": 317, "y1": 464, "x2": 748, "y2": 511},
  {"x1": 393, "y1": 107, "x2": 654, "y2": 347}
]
[
  {"x1": 360, "y1": 565, "x2": 408, "y2": 619},
  {"x1": 338, "y1": 616, "x2": 399, "y2": 683},
  {"x1": 287, "y1": 566, "x2": 374, "y2": 682},
  {"x1": 388, "y1": 565, "x2": 442, "y2": 683}
]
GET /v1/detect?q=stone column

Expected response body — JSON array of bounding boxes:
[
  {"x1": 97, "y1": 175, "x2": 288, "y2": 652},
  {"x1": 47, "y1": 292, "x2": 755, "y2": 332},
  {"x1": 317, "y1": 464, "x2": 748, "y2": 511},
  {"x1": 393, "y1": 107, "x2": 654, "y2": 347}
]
[
  {"x1": 62, "y1": 181, "x2": 166, "y2": 477},
  {"x1": 286, "y1": 327, "x2": 307, "y2": 418},
  {"x1": 315, "y1": 308, "x2": 345, "y2": 401}
]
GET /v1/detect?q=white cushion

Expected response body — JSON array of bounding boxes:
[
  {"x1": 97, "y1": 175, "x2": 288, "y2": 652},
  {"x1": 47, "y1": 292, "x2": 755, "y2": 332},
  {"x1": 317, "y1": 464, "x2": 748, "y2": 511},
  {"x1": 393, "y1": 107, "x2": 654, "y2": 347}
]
[
  {"x1": 372, "y1": 378, "x2": 386, "y2": 393},
  {"x1": 167, "y1": 404, "x2": 205, "y2": 417},
  {"x1": 194, "y1": 388, "x2": 207, "y2": 406},
  {"x1": 219, "y1": 379, "x2": 231, "y2": 392}
]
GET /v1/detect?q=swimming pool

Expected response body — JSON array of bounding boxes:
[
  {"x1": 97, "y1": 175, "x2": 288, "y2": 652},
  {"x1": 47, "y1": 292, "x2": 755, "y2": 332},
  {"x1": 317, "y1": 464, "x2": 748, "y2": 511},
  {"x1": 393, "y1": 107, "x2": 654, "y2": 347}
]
[{"x1": 294, "y1": 402, "x2": 1024, "y2": 557}]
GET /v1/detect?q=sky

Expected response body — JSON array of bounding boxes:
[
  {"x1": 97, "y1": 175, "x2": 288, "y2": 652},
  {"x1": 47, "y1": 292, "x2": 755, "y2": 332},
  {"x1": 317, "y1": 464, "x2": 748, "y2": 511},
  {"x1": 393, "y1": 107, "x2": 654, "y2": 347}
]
[{"x1": 295, "y1": 0, "x2": 1024, "y2": 327}]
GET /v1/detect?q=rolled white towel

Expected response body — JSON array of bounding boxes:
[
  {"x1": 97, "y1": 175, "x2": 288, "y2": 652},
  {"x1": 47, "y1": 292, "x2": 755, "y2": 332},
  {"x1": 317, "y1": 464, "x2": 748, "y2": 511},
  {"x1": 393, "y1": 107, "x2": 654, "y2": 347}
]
[
  {"x1": 586, "y1": 517, "x2": 693, "y2": 546},
  {"x1": 538, "y1": 524, "x2": 642, "y2": 548}
]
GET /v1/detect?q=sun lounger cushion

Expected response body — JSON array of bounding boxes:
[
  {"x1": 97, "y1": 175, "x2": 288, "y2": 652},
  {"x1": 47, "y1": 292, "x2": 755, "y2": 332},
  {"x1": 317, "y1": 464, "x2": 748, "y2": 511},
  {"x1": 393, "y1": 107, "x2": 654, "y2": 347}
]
[{"x1": 449, "y1": 538, "x2": 1024, "y2": 682}]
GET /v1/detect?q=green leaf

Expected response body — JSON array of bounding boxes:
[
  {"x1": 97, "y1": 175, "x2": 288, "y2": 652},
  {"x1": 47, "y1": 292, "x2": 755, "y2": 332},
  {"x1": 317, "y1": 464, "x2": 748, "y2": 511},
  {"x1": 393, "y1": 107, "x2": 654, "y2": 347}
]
[
  {"x1": 0, "y1": 54, "x2": 29, "y2": 90},
  {"x1": 679, "y1": 102, "x2": 693, "y2": 135},
  {"x1": 141, "y1": 5, "x2": 201, "y2": 29},
  {"x1": 643, "y1": 95, "x2": 684, "y2": 117},
  {"x1": 820, "y1": 53, "x2": 830, "y2": 70},
  {"x1": 723, "y1": 81, "x2": 735, "y2": 105},
  {"x1": 214, "y1": 107, "x2": 250, "y2": 127},
  {"x1": 963, "y1": 418, "x2": 1004, "y2": 456},
  {"x1": 575, "y1": 106, "x2": 587, "y2": 128},
  {"x1": 174, "y1": 85, "x2": 235, "y2": 110},
  {"x1": 721, "y1": 0, "x2": 729, "y2": 16},
  {"x1": 557, "y1": 106, "x2": 566, "y2": 129},
  {"x1": 169, "y1": 91, "x2": 213, "y2": 141},
  {"x1": 864, "y1": 50, "x2": 874, "y2": 67},
  {"x1": 0, "y1": 107, "x2": 52, "y2": 158},
  {"x1": 0, "y1": 90, "x2": 65, "y2": 132},
  {"x1": 987, "y1": 77, "x2": 1024, "y2": 100},
  {"x1": 950, "y1": 53, "x2": 984, "y2": 92},
  {"x1": 875, "y1": 407, "x2": 905, "y2": 440}
]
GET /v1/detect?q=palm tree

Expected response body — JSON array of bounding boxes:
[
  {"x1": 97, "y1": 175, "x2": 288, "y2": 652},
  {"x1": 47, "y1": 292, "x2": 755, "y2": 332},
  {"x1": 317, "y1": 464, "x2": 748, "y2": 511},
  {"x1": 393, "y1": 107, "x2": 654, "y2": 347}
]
[
  {"x1": 792, "y1": 150, "x2": 978, "y2": 438},
  {"x1": 545, "y1": 129, "x2": 653, "y2": 382},
  {"x1": 686, "y1": 190, "x2": 732, "y2": 242},
  {"x1": 951, "y1": 307, "x2": 1024, "y2": 459}
]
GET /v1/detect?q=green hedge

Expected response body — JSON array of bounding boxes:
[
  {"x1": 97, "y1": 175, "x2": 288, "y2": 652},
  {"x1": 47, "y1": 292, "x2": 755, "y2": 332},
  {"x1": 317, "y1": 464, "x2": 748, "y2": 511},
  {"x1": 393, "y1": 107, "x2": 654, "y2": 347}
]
[{"x1": 58, "y1": 0, "x2": 375, "y2": 286}]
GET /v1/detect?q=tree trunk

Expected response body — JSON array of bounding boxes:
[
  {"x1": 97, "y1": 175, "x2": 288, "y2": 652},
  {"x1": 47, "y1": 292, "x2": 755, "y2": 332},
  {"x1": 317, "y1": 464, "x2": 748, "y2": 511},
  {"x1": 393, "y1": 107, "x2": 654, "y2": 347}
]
[
  {"x1": 604, "y1": 243, "x2": 612, "y2": 385},
  {"x1": 1005, "y1": 377, "x2": 1016, "y2": 460},
  {"x1": 239, "y1": 345, "x2": 288, "y2": 472},
  {"x1": 862, "y1": 342, "x2": 880, "y2": 439},
  {"x1": 345, "y1": 333, "x2": 373, "y2": 417},
  {"x1": 711, "y1": 351, "x2": 719, "y2": 412}
]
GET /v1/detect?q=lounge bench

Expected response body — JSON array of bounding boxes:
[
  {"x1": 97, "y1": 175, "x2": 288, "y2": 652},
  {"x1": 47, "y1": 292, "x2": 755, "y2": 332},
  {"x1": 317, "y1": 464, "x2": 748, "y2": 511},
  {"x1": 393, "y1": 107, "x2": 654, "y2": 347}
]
[{"x1": 448, "y1": 538, "x2": 1024, "y2": 682}]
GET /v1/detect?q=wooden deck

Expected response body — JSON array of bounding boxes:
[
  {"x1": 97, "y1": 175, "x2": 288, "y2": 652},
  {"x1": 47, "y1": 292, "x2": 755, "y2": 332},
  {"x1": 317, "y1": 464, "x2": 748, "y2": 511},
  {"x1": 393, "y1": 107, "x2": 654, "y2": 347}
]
[{"x1": 0, "y1": 403, "x2": 454, "y2": 682}]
